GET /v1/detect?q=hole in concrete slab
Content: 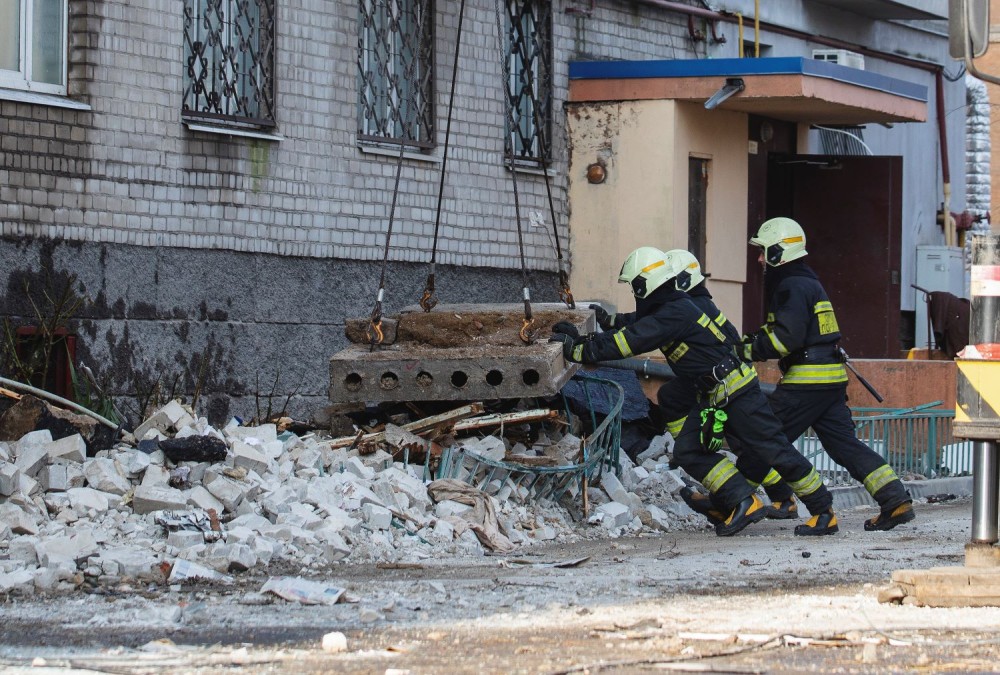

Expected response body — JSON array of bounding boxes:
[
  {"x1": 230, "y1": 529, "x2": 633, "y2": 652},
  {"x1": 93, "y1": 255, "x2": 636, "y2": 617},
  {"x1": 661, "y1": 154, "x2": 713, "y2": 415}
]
[
  {"x1": 416, "y1": 371, "x2": 434, "y2": 388},
  {"x1": 522, "y1": 369, "x2": 540, "y2": 386},
  {"x1": 485, "y1": 370, "x2": 504, "y2": 386},
  {"x1": 451, "y1": 371, "x2": 468, "y2": 388},
  {"x1": 345, "y1": 373, "x2": 363, "y2": 392},
  {"x1": 380, "y1": 372, "x2": 400, "y2": 390}
]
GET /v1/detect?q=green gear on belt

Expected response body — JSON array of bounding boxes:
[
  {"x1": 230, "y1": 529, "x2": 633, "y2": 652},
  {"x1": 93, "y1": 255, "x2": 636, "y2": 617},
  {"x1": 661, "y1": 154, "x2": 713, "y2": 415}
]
[{"x1": 700, "y1": 407, "x2": 728, "y2": 452}]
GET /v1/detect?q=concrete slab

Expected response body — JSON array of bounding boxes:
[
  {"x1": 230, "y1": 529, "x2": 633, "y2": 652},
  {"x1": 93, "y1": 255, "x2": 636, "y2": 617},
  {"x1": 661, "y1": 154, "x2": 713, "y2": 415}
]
[{"x1": 329, "y1": 303, "x2": 593, "y2": 404}]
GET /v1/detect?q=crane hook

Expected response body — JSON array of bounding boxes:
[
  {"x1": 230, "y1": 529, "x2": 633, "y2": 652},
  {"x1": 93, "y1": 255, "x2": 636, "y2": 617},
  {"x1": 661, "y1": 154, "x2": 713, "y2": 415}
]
[{"x1": 518, "y1": 317, "x2": 536, "y2": 344}]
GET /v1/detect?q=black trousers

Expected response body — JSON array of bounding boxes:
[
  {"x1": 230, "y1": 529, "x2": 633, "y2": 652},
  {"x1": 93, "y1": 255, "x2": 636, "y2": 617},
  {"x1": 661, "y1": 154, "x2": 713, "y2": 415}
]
[
  {"x1": 672, "y1": 381, "x2": 833, "y2": 514},
  {"x1": 739, "y1": 385, "x2": 909, "y2": 510}
]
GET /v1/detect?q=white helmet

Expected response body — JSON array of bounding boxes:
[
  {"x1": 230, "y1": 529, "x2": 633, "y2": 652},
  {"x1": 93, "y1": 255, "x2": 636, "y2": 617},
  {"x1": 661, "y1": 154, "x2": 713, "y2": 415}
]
[
  {"x1": 618, "y1": 246, "x2": 671, "y2": 299},
  {"x1": 663, "y1": 249, "x2": 705, "y2": 292},
  {"x1": 750, "y1": 217, "x2": 808, "y2": 266}
]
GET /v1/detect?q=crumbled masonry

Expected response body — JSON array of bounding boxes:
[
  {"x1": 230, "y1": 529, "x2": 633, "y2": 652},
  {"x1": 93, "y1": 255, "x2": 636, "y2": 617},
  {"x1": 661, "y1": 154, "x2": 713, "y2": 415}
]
[{"x1": 0, "y1": 400, "x2": 704, "y2": 595}]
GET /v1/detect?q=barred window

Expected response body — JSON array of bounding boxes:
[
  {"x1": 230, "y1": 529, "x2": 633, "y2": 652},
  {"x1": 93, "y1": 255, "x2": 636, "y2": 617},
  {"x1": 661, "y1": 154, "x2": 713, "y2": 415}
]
[
  {"x1": 507, "y1": 0, "x2": 552, "y2": 164},
  {"x1": 0, "y1": 0, "x2": 68, "y2": 95},
  {"x1": 182, "y1": 0, "x2": 276, "y2": 129},
  {"x1": 358, "y1": 0, "x2": 434, "y2": 149}
]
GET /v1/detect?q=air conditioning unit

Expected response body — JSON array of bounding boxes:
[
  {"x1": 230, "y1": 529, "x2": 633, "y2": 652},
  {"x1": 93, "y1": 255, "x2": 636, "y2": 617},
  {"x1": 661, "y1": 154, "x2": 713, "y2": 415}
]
[{"x1": 812, "y1": 49, "x2": 865, "y2": 70}]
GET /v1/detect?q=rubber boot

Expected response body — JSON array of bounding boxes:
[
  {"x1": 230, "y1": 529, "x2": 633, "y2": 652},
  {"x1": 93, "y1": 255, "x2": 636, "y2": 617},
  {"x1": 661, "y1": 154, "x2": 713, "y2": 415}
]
[
  {"x1": 715, "y1": 494, "x2": 767, "y2": 537},
  {"x1": 864, "y1": 501, "x2": 915, "y2": 531},
  {"x1": 680, "y1": 486, "x2": 725, "y2": 526},
  {"x1": 794, "y1": 508, "x2": 839, "y2": 536},
  {"x1": 766, "y1": 495, "x2": 799, "y2": 520}
]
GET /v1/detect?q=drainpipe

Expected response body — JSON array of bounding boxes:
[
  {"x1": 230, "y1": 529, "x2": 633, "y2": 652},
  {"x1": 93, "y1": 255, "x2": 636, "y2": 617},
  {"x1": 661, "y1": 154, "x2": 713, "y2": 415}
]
[{"x1": 616, "y1": 0, "x2": 955, "y2": 249}]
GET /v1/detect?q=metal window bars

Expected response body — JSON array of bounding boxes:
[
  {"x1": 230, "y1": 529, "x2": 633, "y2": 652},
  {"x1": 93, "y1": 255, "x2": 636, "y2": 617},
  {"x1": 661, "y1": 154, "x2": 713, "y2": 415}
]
[
  {"x1": 431, "y1": 374, "x2": 623, "y2": 504},
  {"x1": 506, "y1": 0, "x2": 552, "y2": 163},
  {"x1": 182, "y1": 0, "x2": 276, "y2": 128},
  {"x1": 797, "y1": 401, "x2": 975, "y2": 486},
  {"x1": 358, "y1": 0, "x2": 435, "y2": 148}
]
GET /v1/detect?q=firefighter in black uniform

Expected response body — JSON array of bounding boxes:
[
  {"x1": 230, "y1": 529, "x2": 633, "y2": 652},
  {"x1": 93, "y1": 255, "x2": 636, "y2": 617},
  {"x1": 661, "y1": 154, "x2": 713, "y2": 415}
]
[
  {"x1": 744, "y1": 217, "x2": 915, "y2": 532},
  {"x1": 551, "y1": 247, "x2": 837, "y2": 536},
  {"x1": 591, "y1": 250, "x2": 798, "y2": 525}
]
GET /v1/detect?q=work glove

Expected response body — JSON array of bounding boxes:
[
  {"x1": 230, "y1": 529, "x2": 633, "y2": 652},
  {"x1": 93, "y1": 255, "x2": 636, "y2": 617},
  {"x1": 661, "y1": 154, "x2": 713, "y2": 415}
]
[
  {"x1": 589, "y1": 303, "x2": 615, "y2": 330},
  {"x1": 740, "y1": 333, "x2": 757, "y2": 362},
  {"x1": 551, "y1": 321, "x2": 580, "y2": 339},
  {"x1": 549, "y1": 332, "x2": 584, "y2": 362},
  {"x1": 699, "y1": 407, "x2": 728, "y2": 453}
]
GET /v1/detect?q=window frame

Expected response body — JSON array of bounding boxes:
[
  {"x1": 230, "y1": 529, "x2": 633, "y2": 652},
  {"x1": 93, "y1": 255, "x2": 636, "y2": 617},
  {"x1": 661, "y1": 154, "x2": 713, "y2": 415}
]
[
  {"x1": 0, "y1": 0, "x2": 69, "y2": 95},
  {"x1": 182, "y1": 0, "x2": 277, "y2": 130},
  {"x1": 506, "y1": 0, "x2": 552, "y2": 166},
  {"x1": 357, "y1": 0, "x2": 436, "y2": 151}
]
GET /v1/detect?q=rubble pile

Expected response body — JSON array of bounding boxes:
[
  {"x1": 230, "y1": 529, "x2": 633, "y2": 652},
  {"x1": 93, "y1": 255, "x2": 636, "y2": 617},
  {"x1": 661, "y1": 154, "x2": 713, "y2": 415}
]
[{"x1": 0, "y1": 398, "x2": 700, "y2": 595}]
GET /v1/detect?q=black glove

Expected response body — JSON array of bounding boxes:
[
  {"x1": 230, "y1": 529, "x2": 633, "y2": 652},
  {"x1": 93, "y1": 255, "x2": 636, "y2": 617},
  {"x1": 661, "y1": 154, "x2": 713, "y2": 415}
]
[
  {"x1": 552, "y1": 321, "x2": 580, "y2": 339},
  {"x1": 589, "y1": 304, "x2": 614, "y2": 330},
  {"x1": 740, "y1": 333, "x2": 758, "y2": 362},
  {"x1": 549, "y1": 332, "x2": 582, "y2": 362}
]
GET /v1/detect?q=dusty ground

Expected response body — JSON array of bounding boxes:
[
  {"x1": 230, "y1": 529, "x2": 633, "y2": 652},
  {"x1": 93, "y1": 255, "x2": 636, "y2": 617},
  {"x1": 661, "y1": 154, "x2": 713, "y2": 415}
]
[{"x1": 2, "y1": 498, "x2": 999, "y2": 673}]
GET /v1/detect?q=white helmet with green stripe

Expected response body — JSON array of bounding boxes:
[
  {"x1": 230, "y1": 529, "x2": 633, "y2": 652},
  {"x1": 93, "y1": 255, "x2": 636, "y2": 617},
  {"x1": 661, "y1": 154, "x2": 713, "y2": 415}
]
[
  {"x1": 750, "y1": 217, "x2": 808, "y2": 267},
  {"x1": 618, "y1": 246, "x2": 670, "y2": 299}
]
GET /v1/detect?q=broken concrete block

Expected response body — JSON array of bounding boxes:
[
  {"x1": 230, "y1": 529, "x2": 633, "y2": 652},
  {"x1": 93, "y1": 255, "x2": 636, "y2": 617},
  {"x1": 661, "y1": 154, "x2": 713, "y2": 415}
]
[
  {"x1": 38, "y1": 464, "x2": 68, "y2": 492},
  {"x1": 294, "y1": 446, "x2": 323, "y2": 472},
  {"x1": 232, "y1": 440, "x2": 269, "y2": 476},
  {"x1": 66, "y1": 487, "x2": 111, "y2": 514},
  {"x1": 642, "y1": 504, "x2": 672, "y2": 531},
  {"x1": 0, "y1": 504, "x2": 38, "y2": 535},
  {"x1": 98, "y1": 547, "x2": 159, "y2": 578},
  {"x1": 15, "y1": 429, "x2": 53, "y2": 457},
  {"x1": 132, "y1": 485, "x2": 188, "y2": 515},
  {"x1": 595, "y1": 501, "x2": 631, "y2": 529},
  {"x1": 462, "y1": 436, "x2": 507, "y2": 462},
  {"x1": 435, "y1": 500, "x2": 472, "y2": 519},
  {"x1": 0, "y1": 441, "x2": 9, "y2": 462},
  {"x1": 362, "y1": 503, "x2": 393, "y2": 531},
  {"x1": 223, "y1": 543, "x2": 257, "y2": 571},
  {"x1": 167, "y1": 530, "x2": 205, "y2": 549},
  {"x1": 14, "y1": 443, "x2": 48, "y2": 478},
  {"x1": 598, "y1": 471, "x2": 630, "y2": 505},
  {"x1": 132, "y1": 411, "x2": 172, "y2": 441},
  {"x1": 0, "y1": 461, "x2": 20, "y2": 496},
  {"x1": 83, "y1": 458, "x2": 131, "y2": 495},
  {"x1": 204, "y1": 475, "x2": 245, "y2": 513},
  {"x1": 118, "y1": 450, "x2": 151, "y2": 478},
  {"x1": 0, "y1": 569, "x2": 35, "y2": 594},
  {"x1": 359, "y1": 449, "x2": 394, "y2": 471},
  {"x1": 187, "y1": 486, "x2": 225, "y2": 514},
  {"x1": 313, "y1": 527, "x2": 352, "y2": 561},
  {"x1": 141, "y1": 464, "x2": 170, "y2": 487},
  {"x1": 17, "y1": 472, "x2": 39, "y2": 497},
  {"x1": 35, "y1": 529, "x2": 98, "y2": 566},
  {"x1": 47, "y1": 434, "x2": 86, "y2": 463},
  {"x1": 343, "y1": 456, "x2": 374, "y2": 481},
  {"x1": 225, "y1": 424, "x2": 277, "y2": 445}
]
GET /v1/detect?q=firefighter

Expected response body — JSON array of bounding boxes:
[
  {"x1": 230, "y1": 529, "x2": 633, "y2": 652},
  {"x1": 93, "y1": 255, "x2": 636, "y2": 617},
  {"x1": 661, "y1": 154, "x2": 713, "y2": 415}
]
[
  {"x1": 592, "y1": 250, "x2": 798, "y2": 524},
  {"x1": 744, "y1": 217, "x2": 915, "y2": 532},
  {"x1": 551, "y1": 247, "x2": 838, "y2": 536}
]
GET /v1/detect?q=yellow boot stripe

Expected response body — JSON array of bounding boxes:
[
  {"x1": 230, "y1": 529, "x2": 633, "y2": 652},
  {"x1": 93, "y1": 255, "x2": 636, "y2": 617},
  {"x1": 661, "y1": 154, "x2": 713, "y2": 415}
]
[
  {"x1": 703, "y1": 458, "x2": 739, "y2": 494},
  {"x1": 788, "y1": 468, "x2": 822, "y2": 496},
  {"x1": 863, "y1": 464, "x2": 899, "y2": 496}
]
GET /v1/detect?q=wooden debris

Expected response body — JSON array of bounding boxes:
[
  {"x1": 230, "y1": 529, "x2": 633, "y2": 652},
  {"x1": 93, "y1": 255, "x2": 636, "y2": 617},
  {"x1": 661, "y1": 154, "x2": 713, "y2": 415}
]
[
  {"x1": 452, "y1": 408, "x2": 559, "y2": 432},
  {"x1": 328, "y1": 403, "x2": 485, "y2": 449},
  {"x1": 0, "y1": 387, "x2": 22, "y2": 400}
]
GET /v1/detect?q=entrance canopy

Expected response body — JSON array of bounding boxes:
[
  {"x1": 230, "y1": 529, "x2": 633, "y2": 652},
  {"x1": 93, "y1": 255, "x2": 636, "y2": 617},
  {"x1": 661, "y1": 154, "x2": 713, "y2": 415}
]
[{"x1": 568, "y1": 57, "x2": 927, "y2": 125}]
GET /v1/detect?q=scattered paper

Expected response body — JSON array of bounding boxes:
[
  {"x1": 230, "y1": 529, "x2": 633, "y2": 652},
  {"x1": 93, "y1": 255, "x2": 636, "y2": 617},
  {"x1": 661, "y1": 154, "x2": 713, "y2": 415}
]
[{"x1": 261, "y1": 576, "x2": 346, "y2": 605}]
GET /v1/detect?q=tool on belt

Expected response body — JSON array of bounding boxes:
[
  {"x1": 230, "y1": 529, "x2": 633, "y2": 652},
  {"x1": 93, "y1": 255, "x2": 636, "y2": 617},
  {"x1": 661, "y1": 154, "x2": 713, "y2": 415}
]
[
  {"x1": 838, "y1": 347, "x2": 884, "y2": 403},
  {"x1": 699, "y1": 407, "x2": 728, "y2": 452}
]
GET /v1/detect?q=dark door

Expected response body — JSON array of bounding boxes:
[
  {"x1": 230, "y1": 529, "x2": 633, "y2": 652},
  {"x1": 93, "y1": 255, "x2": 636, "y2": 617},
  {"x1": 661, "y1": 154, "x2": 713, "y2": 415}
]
[{"x1": 750, "y1": 154, "x2": 903, "y2": 359}]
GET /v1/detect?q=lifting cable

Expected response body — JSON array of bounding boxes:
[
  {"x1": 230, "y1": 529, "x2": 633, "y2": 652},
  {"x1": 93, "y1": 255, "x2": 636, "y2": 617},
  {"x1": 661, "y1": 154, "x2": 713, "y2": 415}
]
[
  {"x1": 493, "y1": 0, "x2": 535, "y2": 343},
  {"x1": 366, "y1": 0, "x2": 429, "y2": 348},
  {"x1": 419, "y1": 0, "x2": 469, "y2": 313}
]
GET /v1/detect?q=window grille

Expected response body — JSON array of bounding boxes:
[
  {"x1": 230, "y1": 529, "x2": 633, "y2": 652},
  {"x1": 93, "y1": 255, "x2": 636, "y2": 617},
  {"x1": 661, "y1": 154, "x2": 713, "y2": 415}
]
[
  {"x1": 817, "y1": 125, "x2": 872, "y2": 156},
  {"x1": 358, "y1": 0, "x2": 435, "y2": 149},
  {"x1": 507, "y1": 0, "x2": 552, "y2": 164},
  {"x1": 183, "y1": 0, "x2": 276, "y2": 129}
]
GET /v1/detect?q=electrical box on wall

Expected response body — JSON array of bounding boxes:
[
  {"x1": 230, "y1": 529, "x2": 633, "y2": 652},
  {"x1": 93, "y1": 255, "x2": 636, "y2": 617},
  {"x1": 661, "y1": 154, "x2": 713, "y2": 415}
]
[{"x1": 914, "y1": 245, "x2": 967, "y2": 349}]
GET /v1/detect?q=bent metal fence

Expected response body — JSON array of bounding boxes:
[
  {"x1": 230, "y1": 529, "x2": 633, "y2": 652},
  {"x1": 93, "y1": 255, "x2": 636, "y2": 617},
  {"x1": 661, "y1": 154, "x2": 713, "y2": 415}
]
[
  {"x1": 436, "y1": 374, "x2": 623, "y2": 504},
  {"x1": 795, "y1": 401, "x2": 973, "y2": 487}
]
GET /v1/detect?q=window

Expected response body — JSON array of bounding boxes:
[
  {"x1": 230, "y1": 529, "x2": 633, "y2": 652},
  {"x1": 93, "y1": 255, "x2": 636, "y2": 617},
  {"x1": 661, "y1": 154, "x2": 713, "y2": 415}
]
[
  {"x1": 688, "y1": 157, "x2": 709, "y2": 268},
  {"x1": 182, "y1": 0, "x2": 276, "y2": 129},
  {"x1": 0, "y1": 0, "x2": 68, "y2": 94},
  {"x1": 507, "y1": 0, "x2": 551, "y2": 164},
  {"x1": 358, "y1": 0, "x2": 434, "y2": 149}
]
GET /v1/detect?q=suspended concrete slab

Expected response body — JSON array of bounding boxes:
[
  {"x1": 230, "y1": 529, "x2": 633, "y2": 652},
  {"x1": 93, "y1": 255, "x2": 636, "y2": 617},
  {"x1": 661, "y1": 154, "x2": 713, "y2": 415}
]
[{"x1": 329, "y1": 303, "x2": 594, "y2": 404}]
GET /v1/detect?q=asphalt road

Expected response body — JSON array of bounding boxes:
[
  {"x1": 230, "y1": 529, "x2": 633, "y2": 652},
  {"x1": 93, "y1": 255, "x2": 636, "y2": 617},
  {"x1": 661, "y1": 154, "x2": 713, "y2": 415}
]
[{"x1": 2, "y1": 498, "x2": 999, "y2": 674}]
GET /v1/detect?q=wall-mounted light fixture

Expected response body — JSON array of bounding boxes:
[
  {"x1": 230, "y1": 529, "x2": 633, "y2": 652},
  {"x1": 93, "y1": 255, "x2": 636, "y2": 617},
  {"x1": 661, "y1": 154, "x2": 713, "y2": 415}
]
[
  {"x1": 704, "y1": 77, "x2": 745, "y2": 110},
  {"x1": 586, "y1": 162, "x2": 607, "y2": 184}
]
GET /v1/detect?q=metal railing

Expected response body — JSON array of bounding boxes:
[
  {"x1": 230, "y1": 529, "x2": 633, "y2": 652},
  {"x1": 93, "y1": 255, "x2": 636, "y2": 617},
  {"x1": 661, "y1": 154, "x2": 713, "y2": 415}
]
[
  {"x1": 795, "y1": 401, "x2": 974, "y2": 486},
  {"x1": 434, "y1": 374, "x2": 623, "y2": 503}
]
